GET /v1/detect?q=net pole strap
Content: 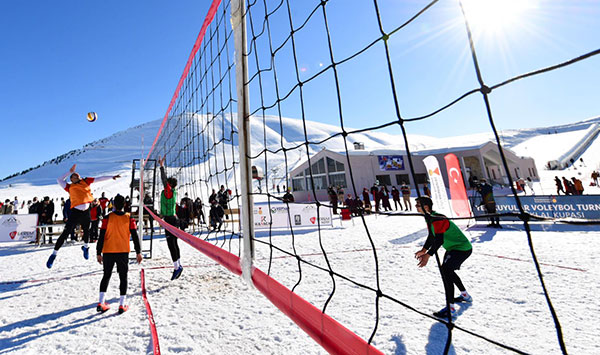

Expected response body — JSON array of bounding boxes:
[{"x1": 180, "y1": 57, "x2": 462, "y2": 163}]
[{"x1": 231, "y1": 0, "x2": 256, "y2": 285}]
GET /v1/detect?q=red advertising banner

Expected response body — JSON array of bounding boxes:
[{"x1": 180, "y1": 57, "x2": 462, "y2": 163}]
[{"x1": 444, "y1": 154, "x2": 472, "y2": 217}]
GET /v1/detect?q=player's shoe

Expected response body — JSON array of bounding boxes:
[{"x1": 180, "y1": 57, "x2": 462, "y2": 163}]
[
  {"x1": 46, "y1": 254, "x2": 57, "y2": 269},
  {"x1": 118, "y1": 305, "x2": 129, "y2": 314},
  {"x1": 453, "y1": 294, "x2": 473, "y2": 303},
  {"x1": 96, "y1": 303, "x2": 110, "y2": 313},
  {"x1": 82, "y1": 246, "x2": 89, "y2": 260},
  {"x1": 433, "y1": 306, "x2": 456, "y2": 319},
  {"x1": 171, "y1": 266, "x2": 183, "y2": 280}
]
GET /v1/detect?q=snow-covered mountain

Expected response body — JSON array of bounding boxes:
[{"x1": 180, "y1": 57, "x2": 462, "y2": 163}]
[{"x1": 1, "y1": 114, "x2": 599, "y2": 202}]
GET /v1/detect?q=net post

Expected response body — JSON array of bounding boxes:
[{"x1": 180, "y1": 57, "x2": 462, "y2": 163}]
[{"x1": 231, "y1": 0, "x2": 255, "y2": 284}]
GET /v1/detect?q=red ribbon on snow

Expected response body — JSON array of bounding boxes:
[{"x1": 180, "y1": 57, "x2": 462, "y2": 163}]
[{"x1": 141, "y1": 268, "x2": 161, "y2": 355}]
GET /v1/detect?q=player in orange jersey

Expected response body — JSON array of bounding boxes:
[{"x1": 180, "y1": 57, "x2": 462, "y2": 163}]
[
  {"x1": 96, "y1": 194, "x2": 142, "y2": 314},
  {"x1": 46, "y1": 164, "x2": 120, "y2": 268}
]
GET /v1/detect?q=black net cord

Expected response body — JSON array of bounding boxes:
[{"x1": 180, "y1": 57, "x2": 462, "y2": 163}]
[{"x1": 457, "y1": 0, "x2": 568, "y2": 353}]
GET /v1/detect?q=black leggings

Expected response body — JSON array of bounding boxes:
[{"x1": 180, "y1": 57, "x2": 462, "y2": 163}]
[
  {"x1": 100, "y1": 253, "x2": 128, "y2": 295},
  {"x1": 164, "y1": 215, "x2": 181, "y2": 262},
  {"x1": 441, "y1": 249, "x2": 472, "y2": 304},
  {"x1": 54, "y1": 208, "x2": 90, "y2": 250}
]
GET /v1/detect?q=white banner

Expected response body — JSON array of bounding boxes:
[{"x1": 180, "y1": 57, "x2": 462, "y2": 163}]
[
  {"x1": 0, "y1": 214, "x2": 38, "y2": 242},
  {"x1": 423, "y1": 155, "x2": 453, "y2": 217},
  {"x1": 254, "y1": 203, "x2": 333, "y2": 229}
]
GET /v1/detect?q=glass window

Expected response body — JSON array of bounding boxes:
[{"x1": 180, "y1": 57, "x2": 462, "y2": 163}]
[
  {"x1": 329, "y1": 173, "x2": 347, "y2": 188},
  {"x1": 395, "y1": 174, "x2": 409, "y2": 185},
  {"x1": 414, "y1": 173, "x2": 428, "y2": 184},
  {"x1": 306, "y1": 175, "x2": 327, "y2": 190},
  {"x1": 312, "y1": 158, "x2": 326, "y2": 175},
  {"x1": 327, "y1": 157, "x2": 336, "y2": 172},
  {"x1": 327, "y1": 157, "x2": 345, "y2": 173},
  {"x1": 376, "y1": 174, "x2": 392, "y2": 186},
  {"x1": 292, "y1": 177, "x2": 305, "y2": 191}
]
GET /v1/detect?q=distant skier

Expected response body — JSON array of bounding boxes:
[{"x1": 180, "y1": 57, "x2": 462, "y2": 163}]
[
  {"x1": 158, "y1": 156, "x2": 183, "y2": 280},
  {"x1": 96, "y1": 194, "x2": 142, "y2": 314},
  {"x1": 46, "y1": 164, "x2": 120, "y2": 269},
  {"x1": 414, "y1": 196, "x2": 473, "y2": 319}
]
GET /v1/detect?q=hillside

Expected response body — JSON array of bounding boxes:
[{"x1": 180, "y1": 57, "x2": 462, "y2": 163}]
[{"x1": 1, "y1": 114, "x2": 599, "y2": 202}]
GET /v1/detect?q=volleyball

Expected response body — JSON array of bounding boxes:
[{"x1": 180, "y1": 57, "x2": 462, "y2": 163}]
[{"x1": 86, "y1": 112, "x2": 97, "y2": 122}]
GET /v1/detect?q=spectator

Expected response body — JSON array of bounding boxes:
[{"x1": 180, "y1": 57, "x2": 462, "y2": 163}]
[
  {"x1": 282, "y1": 190, "x2": 294, "y2": 203},
  {"x1": 98, "y1": 192, "x2": 110, "y2": 217},
  {"x1": 217, "y1": 186, "x2": 231, "y2": 219},
  {"x1": 12, "y1": 196, "x2": 19, "y2": 214},
  {"x1": 209, "y1": 200, "x2": 225, "y2": 231},
  {"x1": 391, "y1": 186, "x2": 402, "y2": 211},
  {"x1": 177, "y1": 196, "x2": 192, "y2": 230},
  {"x1": 40, "y1": 196, "x2": 55, "y2": 242},
  {"x1": 526, "y1": 177, "x2": 534, "y2": 195},
  {"x1": 193, "y1": 197, "x2": 206, "y2": 225},
  {"x1": 344, "y1": 194, "x2": 354, "y2": 211},
  {"x1": 336, "y1": 186, "x2": 344, "y2": 205},
  {"x1": 209, "y1": 189, "x2": 217, "y2": 204},
  {"x1": 353, "y1": 196, "x2": 363, "y2": 216},
  {"x1": 591, "y1": 171, "x2": 599, "y2": 186},
  {"x1": 423, "y1": 183, "x2": 431, "y2": 197},
  {"x1": 554, "y1": 176, "x2": 564, "y2": 195},
  {"x1": 1, "y1": 199, "x2": 13, "y2": 214},
  {"x1": 572, "y1": 177, "x2": 584, "y2": 195},
  {"x1": 562, "y1": 177, "x2": 574, "y2": 195},
  {"x1": 517, "y1": 178, "x2": 527, "y2": 195},
  {"x1": 327, "y1": 186, "x2": 338, "y2": 215},
  {"x1": 89, "y1": 199, "x2": 102, "y2": 243},
  {"x1": 379, "y1": 187, "x2": 391, "y2": 211},
  {"x1": 124, "y1": 196, "x2": 131, "y2": 213},
  {"x1": 400, "y1": 182, "x2": 412, "y2": 211},
  {"x1": 477, "y1": 179, "x2": 500, "y2": 228},
  {"x1": 370, "y1": 184, "x2": 380, "y2": 212},
  {"x1": 362, "y1": 188, "x2": 371, "y2": 210}
]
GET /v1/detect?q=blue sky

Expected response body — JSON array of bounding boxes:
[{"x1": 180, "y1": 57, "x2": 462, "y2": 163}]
[{"x1": 1, "y1": 0, "x2": 599, "y2": 180}]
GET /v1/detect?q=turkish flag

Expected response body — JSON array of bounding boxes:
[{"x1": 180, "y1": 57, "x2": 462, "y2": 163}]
[{"x1": 444, "y1": 154, "x2": 472, "y2": 218}]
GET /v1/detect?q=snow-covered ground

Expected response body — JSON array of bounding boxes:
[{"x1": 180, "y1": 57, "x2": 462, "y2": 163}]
[{"x1": 1, "y1": 215, "x2": 598, "y2": 354}]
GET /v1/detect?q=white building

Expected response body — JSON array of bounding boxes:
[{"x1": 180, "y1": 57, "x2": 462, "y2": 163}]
[{"x1": 289, "y1": 141, "x2": 537, "y2": 202}]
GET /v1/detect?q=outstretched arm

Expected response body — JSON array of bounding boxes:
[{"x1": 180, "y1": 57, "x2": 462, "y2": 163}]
[
  {"x1": 90, "y1": 174, "x2": 121, "y2": 183},
  {"x1": 158, "y1": 155, "x2": 168, "y2": 187},
  {"x1": 57, "y1": 171, "x2": 70, "y2": 189}
]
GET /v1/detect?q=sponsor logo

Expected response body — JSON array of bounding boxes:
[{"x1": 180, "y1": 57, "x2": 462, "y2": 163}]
[
  {"x1": 19, "y1": 231, "x2": 35, "y2": 239},
  {"x1": 310, "y1": 217, "x2": 316, "y2": 224},
  {"x1": 428, "y1": 167, "x2": 441, "y2": 176},
  {"x1": 294, "y1": 215, "x2": 301, "y2": 225},
  {"x1": 270, "y1": 207, "x2": 287, "y2": 214},
  {"x1": 319, "y1": 217, "x2": 332, "y2": 225},
  {"x1": 9, "y1": 231, "x2": 17, "y2": 240},
  {"x1": 1, "y1": 217, "x2": 20, "y2": 227}
]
